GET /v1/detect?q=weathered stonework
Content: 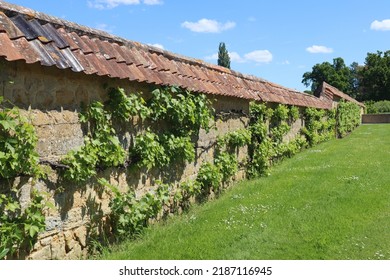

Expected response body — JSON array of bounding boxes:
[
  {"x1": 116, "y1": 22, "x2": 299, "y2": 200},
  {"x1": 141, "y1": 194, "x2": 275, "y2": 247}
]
[{"x1": 1, "y1": 60, "x2": 303, "y2": 260}]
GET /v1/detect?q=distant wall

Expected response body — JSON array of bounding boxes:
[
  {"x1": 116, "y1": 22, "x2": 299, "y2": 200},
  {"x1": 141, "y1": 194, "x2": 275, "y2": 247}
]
[{"x1": 362, "y1": 114, "x2": 390, "y2": 124}]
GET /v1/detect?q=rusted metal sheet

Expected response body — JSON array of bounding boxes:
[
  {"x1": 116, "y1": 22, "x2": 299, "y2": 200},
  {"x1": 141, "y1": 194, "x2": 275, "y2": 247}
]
[
  {"x1": 28, "y1": 19, "x2": 54, "y2": 43},
  {"x1": 12, "y1": 36, "x2": 40, "y2": 64},
  {"x1": 69, "y1": 32, "x2": 93, "y2": 54},
  {"x1": 42, "y1": 23, "x2": 69, "y2": 49},
  {"x1": 108, "y1": 42, "x2": 126, "y2": 63},
  {"x1": 0, "y1": 3, "x2": 343, "y2": 108},
  {"x1": 28, "y1": 39, "x2": 57, "y2": 66},
  {"x1": 94, "y1": 39, "x2": 116, "y2": 60},
  {"x1": 0, "y1": 11, "x2": 24, "y2": 39},
  {"x1": 72, "y1": 49, "x2": 98, "y2": 75},
  {"x1": 0, "y1": 32, "x2": 24, "y2": 61},
  {"x1": 126, "y1": 63, "x2": 147, "y2": 82},
  {"x1": 60, "y1": 47, "x2": 84, "y2": 72},
  {"x1": 10, "y1": 14, "x2": 39, "y2": 40},
  {"x1": 57, "y1": 28, "x2": 80, "y2": 51},
  {"x1": 83, "y1": 52, "x2": 110, "y2": 76},
  {"x1": 118, "y1": 45, "x2": 137, "y2": 65},
  {"x1": 131, "y1": 48, "x2": 149, "y2": 67},
  {"x1": 81, "y1": 35, "x2": 99, "y2": 54},
  {"x1": 43, "y1": 42, "x2": 71, "y2": 69}
]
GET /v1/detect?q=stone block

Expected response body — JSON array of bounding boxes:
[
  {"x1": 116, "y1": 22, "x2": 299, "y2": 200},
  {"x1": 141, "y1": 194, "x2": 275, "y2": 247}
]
[
  {"x1": 28, "y1": 245, "x2": 52, "y2": 260},
  {"x1": 40, "y1": 236, "x2": 53, "y2": 247},
  {"x1": 66, "y1": 243, "x2": 83, "y2": 260},
  {"x1": 74, "y1": 226, "x2": 87, "y2": 248},
  {"x1": 50, "y1": 235, "x2": 66, "y2": 260},
  {"x1": 31, "y1": 111, "x2": 52, "y2": 126}
]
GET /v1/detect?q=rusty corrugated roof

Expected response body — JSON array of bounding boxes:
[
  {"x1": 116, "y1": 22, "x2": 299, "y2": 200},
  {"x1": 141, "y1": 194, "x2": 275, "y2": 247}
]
[{"x1": 0, "y1": 1, "x2": 335, "y2": 109}]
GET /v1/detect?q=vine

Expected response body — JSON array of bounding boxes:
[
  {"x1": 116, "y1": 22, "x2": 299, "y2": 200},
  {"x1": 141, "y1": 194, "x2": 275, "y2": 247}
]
[
  {"x1": 301, "y1": 107, "x2": 336, "y2": 146},
  {"x1": 0, "y1": 189, "x2": 49, "y2": 259},
  {"x1": 0, "y1": 97, "x2": 41, "y2": 179},
  {"x1": 61, "y1": 101, "x2": 126, "y2": 182},
  {"x1": 336, "y1": 101, "x2": 361, "y2": 138},
  {"x1": 148, "y1": 86, "x2": 214, "y2": 134},
  {"x1": 196, "y1": 162, "x2": 222, "y2": 193},
  {"x1": 247, "y1": 102, "x2": 308, "y2": 178},
  {"x1": 62, "y1": 86, "x2": 213, "y2": 181},
  {"x1": 98, "y1": 178, "x2": 169, "y2": 240}
]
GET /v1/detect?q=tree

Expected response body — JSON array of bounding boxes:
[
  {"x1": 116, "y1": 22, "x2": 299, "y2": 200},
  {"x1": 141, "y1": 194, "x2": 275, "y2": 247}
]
[
  {"x1": 358, "y1": 50, "x2": 390, "y2": 101},
  {"x1": 302, "y1": 57, "x2": 355, "y2": 95},
  {"x1": 218, "y1": 42, "x2": 230, "y2": 69}
]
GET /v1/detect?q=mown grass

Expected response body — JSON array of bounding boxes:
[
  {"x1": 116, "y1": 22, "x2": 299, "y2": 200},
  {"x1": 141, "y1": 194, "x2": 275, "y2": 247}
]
[{"x1": 99, "y1": 124, "x2": 390, "y2": 260}]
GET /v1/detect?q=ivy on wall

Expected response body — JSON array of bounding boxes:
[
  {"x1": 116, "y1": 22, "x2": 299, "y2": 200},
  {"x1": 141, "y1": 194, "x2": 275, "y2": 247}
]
[
  {"x1": 336, "y1": 101, "x2": 361, "y2": 138},
  {"x1": 61, "y1": 86, "x2": 214, "y2": 182},
  {"x1": 301, "y1": 107, "x2": 336, "y2": 146},
  {"x1": 247, "y1": 103, "x2": 308, "y2": 178},
  {"x1": 0, "y1": 190, "x2": 50, "y2": 259},
  {"x1": 0, "y1": 97, "x2": 41, "y2": 179},
  {"x1": 0, "y1": 83, "x2": 363, "y2": 258}
]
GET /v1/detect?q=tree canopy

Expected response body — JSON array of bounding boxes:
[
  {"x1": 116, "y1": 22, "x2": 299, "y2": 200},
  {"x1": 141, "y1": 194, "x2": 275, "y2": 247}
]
[
  {"x1": 302, "y1": 51, "x2": 390, "y2": 101},
  {"x1": 218, "y1": 42, "x2": 230, "y2": 69},
  {"x1": 359, "y1": 51, "x2": 390, "y2": 101},
  {"x1": 302, "y1": 57, "x2": 355, "y2": 96}
]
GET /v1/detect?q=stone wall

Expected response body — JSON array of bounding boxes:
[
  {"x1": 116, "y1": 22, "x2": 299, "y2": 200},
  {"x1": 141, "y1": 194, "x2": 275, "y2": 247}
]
[
  {"x1": 1, "y1": 61, "x2": 304, "y2": 260},
  {"x1": 362, "y1": 114, "x2": 390, "y2": 124},
  {"x1": 1, "y1": 61, "x2": 254, "y2": 259}
]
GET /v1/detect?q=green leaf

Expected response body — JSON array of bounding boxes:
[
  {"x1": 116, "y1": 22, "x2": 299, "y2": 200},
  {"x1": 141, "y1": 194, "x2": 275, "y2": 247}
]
[{"x1": 0, "y1": 248, "x2": 10, "y2": 259}]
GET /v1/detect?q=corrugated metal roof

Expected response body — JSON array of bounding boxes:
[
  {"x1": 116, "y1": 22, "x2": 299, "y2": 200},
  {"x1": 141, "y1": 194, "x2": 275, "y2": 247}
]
[{"x1": 0, "y1": 1, "x2": 351, "y2": 109}]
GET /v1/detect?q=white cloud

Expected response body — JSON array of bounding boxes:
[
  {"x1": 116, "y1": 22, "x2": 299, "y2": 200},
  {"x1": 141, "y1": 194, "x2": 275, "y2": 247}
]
[
  {"x1": 143, "y1": 0, "x2": 163, "y2": 4},
  {"x1": 95, "y1": 23, "x2": 113, "y2": 33},
  {"x1": 205, "y1": 53, "x2": 218, "y2": 60},
  {"x1": 88, "y1": 0, "x2": 162, "y2": 9},
  {"x1": 205, "y1": 50, "x2": 272, "y2": 64},
  {"x1": 148, "y1": 43, "x2": 164, "y2": 50},
  {"x1": 244, "y1": 50, "x2": 273, "y2": 63},
  {"x1": 228, "y1": 52, "x2": 245, "y2": 63},
  {"x1": 306, "y1": 45, "x2": 333, "y2": 54},
  {"x1": 205, "y1": 52, "x2": 245, "y2": 63},
  {"x1": 371, "y1": 19, "x2": 390, "y2": 31},
  {"x1": 181, "y1": 18, "x2": 236, "y2": 33}
]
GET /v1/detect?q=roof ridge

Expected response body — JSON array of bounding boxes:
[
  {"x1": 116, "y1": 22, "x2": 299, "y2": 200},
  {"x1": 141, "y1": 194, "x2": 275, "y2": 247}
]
[
  {"x1": 0, "y1": 1, "x2": 302, "y2": 88},
  {"x1": 0, "y1": 1, "x2": 346, "y2": 109},
  {"x1": 0, "y1": 0, "x2": 245, "y2": 78}
]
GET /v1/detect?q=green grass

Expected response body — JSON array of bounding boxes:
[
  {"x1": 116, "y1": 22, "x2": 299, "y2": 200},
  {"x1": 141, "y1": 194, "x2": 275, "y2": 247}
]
[{"x1": 99, "y1": 124, "x2": 390, "y2": 260}]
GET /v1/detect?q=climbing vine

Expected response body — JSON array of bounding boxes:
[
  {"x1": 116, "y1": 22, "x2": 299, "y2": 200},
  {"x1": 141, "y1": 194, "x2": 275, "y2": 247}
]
[
  {"x1": 0, "y1": 97, "x2": 41, "y2": 179},
  {"x1": 0, "y1": 76, "x2": 363, "y2": 258},
  {"x1": 247, "y1": 102, "x2": 308, "y2": 178},
  {"x1": 336, "y1": 101, "x2": 361, "y2": 138},
  {"x1": 61, "y1": 101, "x2": 126, "y2": 182},
  {"x1": 62, "y1": 86, "x2": 213, "y2": 181},
  {"x1": 98, "y1": 178, "x2": 169, "y2": 240},
  {"x1": 0, "y1": 189, "x2": 49, "y2": 260},
  {"x1": 301, "y1": 107, "x2": 336, "y2": 146}
]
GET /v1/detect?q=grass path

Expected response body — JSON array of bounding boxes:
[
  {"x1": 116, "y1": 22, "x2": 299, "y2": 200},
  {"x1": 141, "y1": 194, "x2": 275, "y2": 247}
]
[{"x1": 99, "y1": 124, "x2": 390, "y2": 260}]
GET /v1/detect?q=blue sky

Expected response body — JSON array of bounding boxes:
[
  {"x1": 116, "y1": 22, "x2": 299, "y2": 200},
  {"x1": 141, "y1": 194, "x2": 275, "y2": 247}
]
[{"x1": 6, "y1": 0, "x2": 390, "y2": 91}]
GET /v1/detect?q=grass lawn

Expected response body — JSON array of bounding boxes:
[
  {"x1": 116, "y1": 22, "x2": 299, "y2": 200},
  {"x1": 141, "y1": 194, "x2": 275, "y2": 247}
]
[{"x1": 98, "y1": 124, "x2": 390, "y2": 260}]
